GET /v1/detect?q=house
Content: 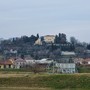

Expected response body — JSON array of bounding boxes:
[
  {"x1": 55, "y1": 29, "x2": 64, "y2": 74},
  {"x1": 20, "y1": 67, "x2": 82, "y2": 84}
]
[
  {"x1": 44, "y1": 35, "x2": 55, "y2": 43},
  {"x1": 55, "y1": 63, "x2": 76, "y2": 73},
  {"x1": 25, "y1": 58, "x2": 53, "y2": 67},
  {"x1": 60, "y1": 51, "x2": 76, "y2": 63},
  {"x1": 34, "y1": 38, "x2": 42, "y2": 45},
  {"x1": 61, "y1": 51, "x2": 75, "y2": 56},
  {"x1": 14, "y1": 58, "x2": 26, "y2": 69},
  {"x1": 25, "y1": 56, "x2": 36, "y2": 66},
  {"x1": 34, "y1": 35, "x2": 55, "y2": 45},
  {"x1": 54, "y1": 52, "x2": 76, "y2": 73},
  {"x1": 74, "y1": 58, "x2": 84, "y2": 65},
  {"x1": 0, "y1": 60, "x2": 14, "y2": 69},
  {"x1": 74, "y1": 58, "x2": 90, "y2": 66},
  {"x1": 82, "y1": 58, "x2": 90, "y2": 66},
  {"x1": 35, "y1": 58, "x2": 53, "y2": 64}
]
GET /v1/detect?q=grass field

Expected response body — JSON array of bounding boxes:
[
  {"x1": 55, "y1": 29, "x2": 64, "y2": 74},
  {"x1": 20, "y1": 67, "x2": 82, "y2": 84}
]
[
  {"x1": 0, "y1": 72, "x2": 90, "y2": 90},
  {"x1": 78, "y1": 66, "x2": 90, "y2": 73},
  {"x1": 0, "y1": 87, "x2": 51, "y2": 90},
  {"x1": 0, "y1": 87, "x2": 90, "y2": 90}
]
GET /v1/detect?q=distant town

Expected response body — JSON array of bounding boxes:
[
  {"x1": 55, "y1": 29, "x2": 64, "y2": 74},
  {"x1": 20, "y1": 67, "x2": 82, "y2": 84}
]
[{"x1": 0, "y1": 33, "x2": 90, "y2": 73}]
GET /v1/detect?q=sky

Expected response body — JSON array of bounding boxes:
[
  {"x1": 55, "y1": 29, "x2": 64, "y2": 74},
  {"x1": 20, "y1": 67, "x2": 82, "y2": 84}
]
[{"x1": 0, "y1": 0, "x2": 90, "y2": 42}]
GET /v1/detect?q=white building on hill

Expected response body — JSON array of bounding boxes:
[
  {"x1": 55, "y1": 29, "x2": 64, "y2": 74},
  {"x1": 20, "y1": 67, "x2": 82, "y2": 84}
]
[
  {"x1": 44, "y1": 35, "x2": 55, "y2": 43},
  {"x1": 34, "y1": 38, "x2": 42, "y2": 45}
]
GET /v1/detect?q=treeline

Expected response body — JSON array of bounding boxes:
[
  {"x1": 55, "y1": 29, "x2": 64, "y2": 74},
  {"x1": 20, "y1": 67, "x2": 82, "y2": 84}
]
[
  {"x1": 54, "y1": 33, "x2": 67, "y2": 44},
  {"x1": 0, "y1": 33, "x2": 90, "y2": 60}
]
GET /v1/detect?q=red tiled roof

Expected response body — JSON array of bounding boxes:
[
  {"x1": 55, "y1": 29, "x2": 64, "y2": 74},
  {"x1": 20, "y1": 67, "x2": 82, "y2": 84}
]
[
  {"x1": 0, "y1": 62, "x2": 3, "y2": 65},
  {"x1": 0, "y1": 60, "x2": 13, "y2": 65},
  {"x1": 15, "y1": 58, "x2": 26, "y2": 63},
  {"x1": 84, "y1": 58, "x2": 90, "y2": 61}
]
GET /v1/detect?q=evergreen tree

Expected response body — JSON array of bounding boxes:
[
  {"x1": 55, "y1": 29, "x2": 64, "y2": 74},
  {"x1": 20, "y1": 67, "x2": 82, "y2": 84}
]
[{"x1": 37, "y1": 33, "x2": 39, "y2": 39}]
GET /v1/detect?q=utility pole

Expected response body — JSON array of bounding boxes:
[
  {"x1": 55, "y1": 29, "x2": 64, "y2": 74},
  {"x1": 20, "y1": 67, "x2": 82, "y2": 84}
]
[{"x1": 53, "y1": 60, "x2": 55, "y2": 74}]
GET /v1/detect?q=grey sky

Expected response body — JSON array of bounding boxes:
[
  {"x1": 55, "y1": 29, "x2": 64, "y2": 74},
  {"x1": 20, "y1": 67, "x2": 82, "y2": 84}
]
[{"x1": 0, "y1": 0, "x2": 90, "y2": 42}]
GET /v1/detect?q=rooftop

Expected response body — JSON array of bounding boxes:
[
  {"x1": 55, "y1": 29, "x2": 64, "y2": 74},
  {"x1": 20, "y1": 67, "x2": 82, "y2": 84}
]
[{"x1": 61, "y1": 51, "x2": 76, "y2": 56}]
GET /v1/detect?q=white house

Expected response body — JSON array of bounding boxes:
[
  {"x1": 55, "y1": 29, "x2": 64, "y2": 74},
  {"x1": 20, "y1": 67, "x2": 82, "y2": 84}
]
[
  {"x1": 25, "y1": 58, "x2": 53, "y2": 65},
  {"x1": 14, "y1": 58, "x2": 26, "y2": 69},
  {"x1": 44, "y1": 35, "x2": 55, "y2": 43},
  {"x1": 35, "y1": 58, "x2": 53, "y2": 65},
  {"x1": 61, "y1": 51, "x2": 75, "y2": 56},
  {"x1": 55, "y1": 63, "x2": 76, "y2": 73},
  {"x1": 34, "y1": 38, "x2": 42, "y2": 45},
  {"x1": 82, "y1": 58, "x2": 90, "y2": 65},
  {"x1": 60, "y1": 51, "x2": 76, "y2": 63}
]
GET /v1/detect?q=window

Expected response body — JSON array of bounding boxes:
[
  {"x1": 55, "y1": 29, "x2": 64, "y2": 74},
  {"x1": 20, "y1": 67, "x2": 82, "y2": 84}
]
[
  {"x1": 20, "y1": 66, "x2": 21, "y2": 68},
  {"x1": 4, "y1": 65, "x2": 6, "y2": 68},
  {"x1": 9, "y1": 65, "x2": 11, "y2": 68}
]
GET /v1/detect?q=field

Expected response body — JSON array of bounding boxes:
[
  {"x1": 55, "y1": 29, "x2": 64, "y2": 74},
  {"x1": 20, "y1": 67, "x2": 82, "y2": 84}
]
[
  {"x1": 0, "y1": 87, "x2": 51, "y2": 90},
  {"x1": 0, "y1": 87, "x2": 90, "y2": 90},
  {"x1": 0, "y1": 71, "x2": 90, "y2": 90},
  {"x1": 78, "y1": 66, "x2": 90, "y2": 73}
]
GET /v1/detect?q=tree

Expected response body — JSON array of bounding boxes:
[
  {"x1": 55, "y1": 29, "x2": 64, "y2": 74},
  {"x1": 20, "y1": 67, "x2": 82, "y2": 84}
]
[
  {"x1": 87, "y1": 44, "x2": 90, "y2": 50},
  {"x1": 31, "y1": 63, "x2": 47, "y2": 74},
  {"x1": 82, "y1": 42, "x2": 87, "y2": 48},
  {"x1": 21, "y1": 54, "x2": 25, "y2": 59},
  {"x1": 54, "y1": 35, "x2": 58, "y2": 44},
  {"x1": 37, "y1": 33, "x2": 39, "y2": 39},
  {"x1": 29, "y1": 35, "x2": 37, "y2": 45},
  {"x1": 70, "y1": 37, "x2": 78, "y2": 45},
  {"x1": 55, "y1": 33, "x2": 67, "y2": 44},
  {"x1": 21, "y1": 36, "x2": 29, "y2": 43},
  {"x1": 61, "y1": 33, "x2": 67, "y2": 44}
]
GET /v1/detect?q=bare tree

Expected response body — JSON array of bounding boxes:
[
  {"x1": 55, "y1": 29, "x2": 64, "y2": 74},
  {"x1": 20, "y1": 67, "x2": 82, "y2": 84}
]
[{"x1": 30, "y1": 63, "x2": 48, "y2": 74}]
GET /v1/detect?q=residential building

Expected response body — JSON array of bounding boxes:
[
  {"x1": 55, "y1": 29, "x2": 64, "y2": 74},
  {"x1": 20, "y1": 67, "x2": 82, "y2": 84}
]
[
  {"x1": 82, "y1": 58, "x2": 90, "y2": 65},
  {"x1": 60, "y1": 51, "x2": 76, "y2": 63},
  {"x1": 34, "y1": 38, "x2": 42, "y2": 45},
  {"x1": 44, "y1": 35, "x2": 55, "y2": 43},
  {"x1": 35, "y1": 58, "x2": 53, "y2": 64},
  {"x1": 0, "y1": 60, "x2": 14, "y2": 69},
  {"x1": 74, "y1": 58, "x2": 84, "y2": 65},
  {"x1": 25, "y1": 56, "x2": 35, "y2": 66},
  {"x1": 74, "y1": 58, "x2": 90, "y2": 65},
  {"x1": 55, "y1": 63, "x2": 76, "y2": 73},
  {"x1": 14, "y1": 58, "x2": 26, "y2": 69}
]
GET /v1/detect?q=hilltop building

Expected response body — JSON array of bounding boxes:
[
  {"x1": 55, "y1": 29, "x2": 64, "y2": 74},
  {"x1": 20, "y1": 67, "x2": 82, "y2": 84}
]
[
  {"x1": 44, "y1": 35, "x2": 55, "y2": 43},
  {"x1": 34, "y1": 38, "x2": 42, "y2": 45},
  {"x1": 35, "y1": 35, "x2": 55, "y2": 45}
]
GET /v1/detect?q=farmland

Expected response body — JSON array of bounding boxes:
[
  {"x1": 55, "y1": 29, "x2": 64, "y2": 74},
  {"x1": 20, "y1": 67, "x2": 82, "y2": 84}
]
[
  {"x1": 0, "y1": 87, "x2": 90, "y2": 90},
  {"x1": 0, "y1": 87, "x2": 51, "y2": 90},
  {"x1": 0, "y1": 72, "x2": 90, "y2": 90}
]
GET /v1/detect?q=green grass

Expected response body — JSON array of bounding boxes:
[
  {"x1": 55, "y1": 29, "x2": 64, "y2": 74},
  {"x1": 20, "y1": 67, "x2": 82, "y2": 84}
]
[
  {"x1": 0, "y1": 87, "x2": 51, "y2": 90},
  {"x1": 0, "y1": 74, "x2": 90, "y2": 89},
  {"x1": 0, "y1": 69, "x2": 31, "y2": 72},
  {"x1": 0, "y1": 87, "x2": 89, "y2": 90},
  {"x1": 78, "y1": 66, "x2": 90, "y2": 73}
]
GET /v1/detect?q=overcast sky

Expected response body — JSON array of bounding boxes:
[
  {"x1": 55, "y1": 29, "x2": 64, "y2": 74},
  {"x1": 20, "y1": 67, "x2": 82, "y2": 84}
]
[{"x1": 0, "y1": 0, "x2": 90, "y2": 42}]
